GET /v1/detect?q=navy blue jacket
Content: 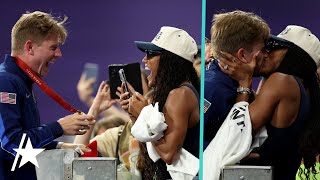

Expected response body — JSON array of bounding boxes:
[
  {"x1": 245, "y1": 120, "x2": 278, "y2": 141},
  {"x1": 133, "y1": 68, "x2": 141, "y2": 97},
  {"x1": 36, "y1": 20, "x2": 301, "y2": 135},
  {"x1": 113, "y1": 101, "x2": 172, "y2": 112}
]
[
  {"x1": 204, "y1": 61, "x2": 238, "y2": 149},
  {"x1": 0, "y1": 55, "x2": 64, "y2": 180}
]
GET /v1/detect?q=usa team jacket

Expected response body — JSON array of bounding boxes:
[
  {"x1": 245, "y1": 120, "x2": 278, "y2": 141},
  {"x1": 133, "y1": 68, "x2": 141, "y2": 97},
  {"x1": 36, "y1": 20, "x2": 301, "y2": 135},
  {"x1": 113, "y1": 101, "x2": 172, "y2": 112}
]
[{"x1": 0, "y1": 55, "x2": 64, "y2": 179}]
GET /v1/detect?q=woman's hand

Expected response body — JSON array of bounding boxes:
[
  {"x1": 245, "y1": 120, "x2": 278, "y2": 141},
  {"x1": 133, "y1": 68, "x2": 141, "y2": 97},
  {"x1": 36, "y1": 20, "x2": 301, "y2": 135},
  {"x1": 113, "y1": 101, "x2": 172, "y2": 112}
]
[
  {"x1": 90, "y1": 81, "x2": 116, "y2": 117},
  {"x1": 241, "y1": 152, "x2": 260, "y2": 161},
  {"x1": 61, "y1": 143, "x2": 92, "y2": 154},
  {"x1": 77, "y1": 73, "x2": 95, "y2": 106},
  {"x1": 116, "y1": 83, "x2": 131, "y2": 112},
  {"x1": 129, "y1": 92, "x2": 148, "y2": 118},
  {"x1": 218, "y1": 51, "x2": 259, "y2": 86}
]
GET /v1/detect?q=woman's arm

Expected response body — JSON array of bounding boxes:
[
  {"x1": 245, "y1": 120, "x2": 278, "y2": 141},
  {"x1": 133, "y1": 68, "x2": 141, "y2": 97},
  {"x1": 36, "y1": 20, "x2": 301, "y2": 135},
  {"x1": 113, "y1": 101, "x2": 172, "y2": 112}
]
[
  {"x1": 247, "y1": 73, "x2": 300, "y2": 132},
  {"x1": 152, "y1": 87, "x2": 197, "y2": 164},
  {"x1": 217, "y1": 52, "x2": 300, "y2": 133},
  {"x1": 74, "y1": 81, "x2": 116, "y2": 144}
]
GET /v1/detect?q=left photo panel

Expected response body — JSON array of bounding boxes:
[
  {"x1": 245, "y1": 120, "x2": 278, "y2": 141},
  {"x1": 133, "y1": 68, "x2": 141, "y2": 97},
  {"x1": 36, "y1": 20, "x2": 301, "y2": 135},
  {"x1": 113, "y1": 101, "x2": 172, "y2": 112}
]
[{"x1": 0, "y1": 1, "x2": 202, "y2": 180}]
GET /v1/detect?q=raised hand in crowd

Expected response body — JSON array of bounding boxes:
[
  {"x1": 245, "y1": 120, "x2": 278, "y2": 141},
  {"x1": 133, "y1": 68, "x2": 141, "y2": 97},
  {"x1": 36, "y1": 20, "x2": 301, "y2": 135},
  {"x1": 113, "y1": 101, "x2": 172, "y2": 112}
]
[
  {"x1": 89, "y1": 81, "x2": 117, "y2": 118},
  {"x1": 77, "y1": 73, "x2": 96, "y2": 107}
]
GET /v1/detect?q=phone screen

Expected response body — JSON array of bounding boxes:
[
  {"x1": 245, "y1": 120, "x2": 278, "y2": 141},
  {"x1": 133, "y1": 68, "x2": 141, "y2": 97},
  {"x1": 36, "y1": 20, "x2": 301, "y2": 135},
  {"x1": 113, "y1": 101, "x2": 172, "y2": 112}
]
[
  {"x1": 84, "y1": 63, "x2": 99, "y2": 80},
  {"x1": 108, "y1": 62, "x2": 142, "y2": 99},
  {"x1": 83, "y1": 63, "x2": 99, "y2": 91}
]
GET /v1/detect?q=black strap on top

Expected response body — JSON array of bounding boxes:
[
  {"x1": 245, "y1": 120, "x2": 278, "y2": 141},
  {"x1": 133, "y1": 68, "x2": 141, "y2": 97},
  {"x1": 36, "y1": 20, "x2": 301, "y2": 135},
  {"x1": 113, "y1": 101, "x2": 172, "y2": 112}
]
[{"x1": 179, "y1": 83, "x2": 199, "y2": 102}]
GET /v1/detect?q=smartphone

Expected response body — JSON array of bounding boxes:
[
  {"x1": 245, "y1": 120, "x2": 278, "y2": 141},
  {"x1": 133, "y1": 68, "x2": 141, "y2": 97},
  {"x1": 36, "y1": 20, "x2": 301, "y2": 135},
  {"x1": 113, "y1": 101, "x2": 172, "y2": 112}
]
[
  {"x1": 108, "y1": 62, "x2": 142, "y2": 99},
  {"x1": 84, "y1": 63, "x2": 99, "y2": 80},
  {"x1": 119, "y1": 69, "x2": 130, "y2": 98},
  {"x1": 83, "y1": 63, "x2": 99, "y2": 91}
]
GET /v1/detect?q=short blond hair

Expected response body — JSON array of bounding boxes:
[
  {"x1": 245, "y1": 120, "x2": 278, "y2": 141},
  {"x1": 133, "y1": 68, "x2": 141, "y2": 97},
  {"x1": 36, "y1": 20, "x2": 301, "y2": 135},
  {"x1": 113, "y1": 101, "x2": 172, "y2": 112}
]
[
  {"x1": 11, "y1": 11, "x2": 67, "y2": 54},
  {"x1": 211, "y1": 10, "x2": 270, "y2": 57}
]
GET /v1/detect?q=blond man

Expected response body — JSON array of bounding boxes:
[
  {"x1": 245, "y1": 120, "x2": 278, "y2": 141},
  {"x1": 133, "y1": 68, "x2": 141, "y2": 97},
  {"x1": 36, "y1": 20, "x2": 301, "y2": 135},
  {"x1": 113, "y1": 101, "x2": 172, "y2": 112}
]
[
  {"x1": 0, "y1": 11, "x2": 95, "y2": 179},
  {"x1": 204, "y1": 10, "x2": 270, "y2": 148}
]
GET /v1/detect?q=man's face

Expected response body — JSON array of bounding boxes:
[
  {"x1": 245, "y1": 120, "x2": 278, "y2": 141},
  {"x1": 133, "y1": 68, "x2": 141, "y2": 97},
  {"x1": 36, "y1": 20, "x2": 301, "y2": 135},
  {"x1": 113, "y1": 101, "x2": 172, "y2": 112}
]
[
  {"x1": 30, "y1": 36, "x2": 62, "y2": 77},
  {"x1": 244, "y1": 40, "x2": 268, "y2": 76}
]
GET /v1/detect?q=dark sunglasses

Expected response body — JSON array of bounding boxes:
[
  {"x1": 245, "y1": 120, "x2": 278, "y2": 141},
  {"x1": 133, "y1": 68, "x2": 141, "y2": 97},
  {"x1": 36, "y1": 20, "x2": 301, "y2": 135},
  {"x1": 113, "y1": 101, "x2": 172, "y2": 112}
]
[
  {"x1": 145, "y1": 50, "x2": 162, "y2": 59},
  {"x1": 265, "y1": 39, "x2": 291, "y2": 52}
]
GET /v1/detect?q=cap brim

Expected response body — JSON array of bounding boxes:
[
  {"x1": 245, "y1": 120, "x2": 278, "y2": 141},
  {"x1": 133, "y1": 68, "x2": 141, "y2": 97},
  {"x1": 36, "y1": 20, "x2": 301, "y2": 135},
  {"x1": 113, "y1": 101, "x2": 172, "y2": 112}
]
[
  {"x1": 134, "y1": 41, "x2": 163, "y2": 52},
  {"x1": 268, "y1": 35, "x2": 291, "y2": 44},
  {"x1": 266, "y1": 35, "x2": 293, "y2": 52}
]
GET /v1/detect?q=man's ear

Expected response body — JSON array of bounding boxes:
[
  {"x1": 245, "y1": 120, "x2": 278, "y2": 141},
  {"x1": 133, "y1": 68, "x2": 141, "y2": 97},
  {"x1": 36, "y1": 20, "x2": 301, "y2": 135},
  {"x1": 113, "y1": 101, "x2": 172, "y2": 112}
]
[
  {"x1": 25, "y1": 40, "x2": 34, "y2": 55},
  {"x1": 236, "y1": 48, "x2": 249, "y2": 63}
]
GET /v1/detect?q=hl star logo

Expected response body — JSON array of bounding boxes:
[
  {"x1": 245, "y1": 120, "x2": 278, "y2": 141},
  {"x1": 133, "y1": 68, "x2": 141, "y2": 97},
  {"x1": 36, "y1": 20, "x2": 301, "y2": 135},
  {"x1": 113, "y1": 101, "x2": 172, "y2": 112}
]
[{"x1": 11, "y1": 133, "x2": 45, "y2": 171}]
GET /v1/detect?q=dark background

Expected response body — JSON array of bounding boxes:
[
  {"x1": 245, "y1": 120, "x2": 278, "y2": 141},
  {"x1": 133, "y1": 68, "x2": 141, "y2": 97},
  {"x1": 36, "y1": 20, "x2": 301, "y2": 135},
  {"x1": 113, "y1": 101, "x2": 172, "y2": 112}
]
[
  {"x1": 206, "y1": 0, "x2": 320, "y2": 38},
  {"x1": 206, "y1": 0, "x2": 320, "y2": 88},
  {"x1": 0, "y1": 1, "x2": 201, "y2": 133}
]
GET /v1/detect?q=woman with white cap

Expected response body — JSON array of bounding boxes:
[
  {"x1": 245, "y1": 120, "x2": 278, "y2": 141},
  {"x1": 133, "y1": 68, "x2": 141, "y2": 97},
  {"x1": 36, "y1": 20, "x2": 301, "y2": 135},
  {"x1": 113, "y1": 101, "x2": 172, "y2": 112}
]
[
  {"x1": 122, "y1": 26, "x2": 200, "y2": 179},
  {"x1": 218, "y1": 25, "x2": 320, "y2": 179}
]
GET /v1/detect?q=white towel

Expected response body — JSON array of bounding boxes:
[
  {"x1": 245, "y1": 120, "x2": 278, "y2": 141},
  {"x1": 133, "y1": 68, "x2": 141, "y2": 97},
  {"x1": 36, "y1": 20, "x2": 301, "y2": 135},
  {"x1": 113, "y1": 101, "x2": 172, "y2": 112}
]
[
  {"x1": 204, "y1": 102, "x2": 253, "y2": 180},
  {"x1": 132, "y1": 102, "x2": 199, "y2": 180},
  {"x1": 146, "y1": 142, "x2": 161, "y2": 162},
  {"x1": 251, "y1": 126, "x2": 268, "y2": 150},
  {"x1": 147, "y1": 142, "x2": 199, "y2": 180},
  {"x1": 131, "y1": 103, "x2": 168, "y2": 142},
  {"x1": 167, "y1": 148, "x2": 199, "y2": 180}
]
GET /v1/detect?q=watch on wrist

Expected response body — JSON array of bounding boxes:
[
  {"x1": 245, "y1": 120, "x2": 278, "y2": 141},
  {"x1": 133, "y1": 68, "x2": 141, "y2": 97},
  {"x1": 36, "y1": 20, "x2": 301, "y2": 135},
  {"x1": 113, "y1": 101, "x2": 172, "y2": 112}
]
[{"x1": 237, "y1": 86, "x2": 252, "y2": 95}]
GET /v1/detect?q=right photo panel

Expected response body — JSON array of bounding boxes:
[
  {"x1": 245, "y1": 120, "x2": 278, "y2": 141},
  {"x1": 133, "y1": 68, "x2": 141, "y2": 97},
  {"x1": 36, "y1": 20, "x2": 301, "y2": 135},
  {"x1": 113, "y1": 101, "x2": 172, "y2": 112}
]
[{"x1": 203, "y1": 1, "x2": 320, "y2": 180}]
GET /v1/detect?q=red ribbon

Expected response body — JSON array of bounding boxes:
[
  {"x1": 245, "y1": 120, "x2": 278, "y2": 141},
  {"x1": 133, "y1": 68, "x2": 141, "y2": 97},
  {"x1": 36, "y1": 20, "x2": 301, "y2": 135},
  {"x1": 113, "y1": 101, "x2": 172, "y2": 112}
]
[{"x1": 13, "y1": 57, "x2": 80, "y2": 113}]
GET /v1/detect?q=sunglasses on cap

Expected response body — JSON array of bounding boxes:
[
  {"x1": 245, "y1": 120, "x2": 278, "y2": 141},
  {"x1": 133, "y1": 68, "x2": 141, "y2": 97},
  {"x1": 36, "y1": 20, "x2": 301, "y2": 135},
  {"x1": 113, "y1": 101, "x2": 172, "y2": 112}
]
[
  {"x1": 265, "y1": 39, "x2": 291, "y2": 52},
  {"x1": 145, "y1": 50, "x2": 162, "y2": 59}
]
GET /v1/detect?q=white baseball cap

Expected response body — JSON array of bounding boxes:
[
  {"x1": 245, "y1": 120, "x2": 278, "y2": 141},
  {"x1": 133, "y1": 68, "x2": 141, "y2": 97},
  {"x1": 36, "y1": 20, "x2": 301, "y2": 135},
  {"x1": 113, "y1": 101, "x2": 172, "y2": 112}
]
[
  {"x1": 135, "y1": 26, "x2": 198, "y2": 62},
  {"x1": 267, "y1": 25, "x2": 320, "y2": 67}
]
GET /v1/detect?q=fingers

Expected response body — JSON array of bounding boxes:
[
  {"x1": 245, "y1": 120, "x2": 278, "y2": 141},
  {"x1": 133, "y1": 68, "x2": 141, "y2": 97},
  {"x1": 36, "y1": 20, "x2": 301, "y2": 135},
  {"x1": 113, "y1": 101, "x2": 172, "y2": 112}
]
[
  {"x1": 119, "y1": 92, "x2": 130, "y2": 100},
  {"x1": 135, "y1": 92, "x2": 144, "y2": 100},
  {"x1": 218, "y1": 60, "x2": 235, "y2": 74},
  {"x1": 120, "y1": 99, "x2": 129, "y2": 110},
  {"x1": 220, "y1": 51, "x2": 238, "y2": 63},
  {"x1": 116, "y1": 91, "x2": 121, "y2": 99},
  {"x1": 126, "y1": 82, "x2": 136, "y2": 95},
  {"x1": 75, "y1": 130, "x2": 87, "y2": 135},
  {"x1": 97, "y1": 81, "x2": 106, "y2": 92},
  {"x1": 116, "y1": 86, "x2": 124, "y2": 99},
  {"x1": 74, "y1": 120, "x2": 96, "y2": 126},
  {"x1": 76, "y1": 113, "x2": 95, "y2": 121}
]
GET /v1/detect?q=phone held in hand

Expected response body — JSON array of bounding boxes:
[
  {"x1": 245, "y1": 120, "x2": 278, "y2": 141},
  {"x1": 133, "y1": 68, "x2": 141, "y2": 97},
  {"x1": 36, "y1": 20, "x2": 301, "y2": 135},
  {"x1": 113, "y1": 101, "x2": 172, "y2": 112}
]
[
  {"x1": 83, "y1": 63, "x2": 99, "y2": 91},
  {"x1": 84, "y1": 63, "x2": 99, "y2": 80},
  {"x1": 119, "y1": 69, "x2": 130, "y2": 98},
  {"x1": 108, "y1": 62, "x2": 142, "y2": 99}
]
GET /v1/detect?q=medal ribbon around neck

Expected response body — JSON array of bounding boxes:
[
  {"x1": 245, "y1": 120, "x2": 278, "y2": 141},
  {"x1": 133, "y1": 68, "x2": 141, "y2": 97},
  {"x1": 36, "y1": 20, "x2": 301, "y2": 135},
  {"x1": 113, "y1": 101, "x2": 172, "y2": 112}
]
[{"x1": 13, "y1": 57, "x2": 81, "y2": 114}]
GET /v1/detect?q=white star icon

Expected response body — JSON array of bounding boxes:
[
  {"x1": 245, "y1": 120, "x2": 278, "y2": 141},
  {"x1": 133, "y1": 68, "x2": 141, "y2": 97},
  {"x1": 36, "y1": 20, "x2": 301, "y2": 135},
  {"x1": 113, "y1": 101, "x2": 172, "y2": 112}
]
[{"x1": 13, "y1": 135, "x2": 45, "y2": 168}]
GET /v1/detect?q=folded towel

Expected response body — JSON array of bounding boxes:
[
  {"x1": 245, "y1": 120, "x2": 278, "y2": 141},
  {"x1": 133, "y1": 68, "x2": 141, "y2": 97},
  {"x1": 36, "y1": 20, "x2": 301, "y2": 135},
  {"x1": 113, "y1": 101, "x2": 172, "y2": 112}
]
[{"x1": 131, "y1": 103, "x2": 167, "y2": 142}]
